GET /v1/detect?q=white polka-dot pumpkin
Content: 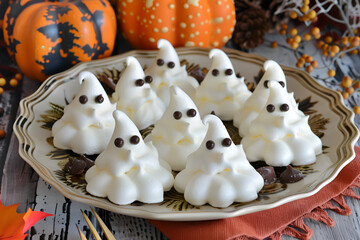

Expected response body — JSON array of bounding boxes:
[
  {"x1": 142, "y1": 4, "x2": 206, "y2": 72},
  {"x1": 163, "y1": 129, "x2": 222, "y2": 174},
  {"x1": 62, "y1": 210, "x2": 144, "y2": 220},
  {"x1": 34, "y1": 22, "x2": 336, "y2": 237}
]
[{"x1": 117, "y1": 0, "x2": 236, "y2": 49}]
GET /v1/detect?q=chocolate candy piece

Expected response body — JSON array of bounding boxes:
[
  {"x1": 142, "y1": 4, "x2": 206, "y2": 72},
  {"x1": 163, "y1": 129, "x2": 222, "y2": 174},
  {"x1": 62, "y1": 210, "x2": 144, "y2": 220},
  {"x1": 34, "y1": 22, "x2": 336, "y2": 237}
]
[
  {"x1": 114, "y1": 137, "x2": 124, "y2": 148},
  {"x1": 222, "y1": 138, "x2": 232, "y2": 147},
  {"x1": 212, "y1": 69, "x2": 219, "y2": 76},
  {"x1": 95, "y1": 94, "x2": 104, "y2": 103},
  {"x1": 187, "y1": 109, "x2": 196, "y2": 117},
  {"x1": 256, "y1": 166, "x2": 276, "y2": 185},
  {"x1": 264, "y1": 80, "x2": 270, "y2": 88},
  {"x1": 135, "y1": 79, "x2": 144, "y2": 86},
  {"x1": 173, "y1": 111, "x2": 182, "y2": 120},
  {"x1": 279, "y1": 165, "x2": 304, "y2": 183},
  {"x1": 279, "y1": 81, "x2": 285, "y2": 88},
  {"x1": 266, "y1": 104, "x2": 275, "y2": 113},
  {"x1": 79, "y1": 95, "x2": 88, "y2": 104},
  {"x1": 280, "y1": 104, "x2": 289, "y2": 112},
  {"x1": 225, "y1": 68, "x2": 233, "y2": 76},
  {"x1": 99, "y1": 74, "x2": 116, "y2": 93},
  {"x1": 64, "y1": 157, "x2": 86, "y2": 174},
  {"x1": 64, "y1": 155, "x2": 94, "y2": 175},
  {"x1": 145, "y1": 76, "x2": 153, "y2": 83},
  {"x1": 130, "y1": 135, "x2": 140, "y2": 144},
  {"x1": 81, "y1": 155, "x2": 95, "y2": 172},
  {"x1": 206, "y1": 140, "x2": 215, "y2": 150},
  {"x1": 167, "y1": 61, "x2": 175, "y2": 68},
  {"x1": 157, "y1": 59, "x2": 164, "y2": 66},
  {"x1": 189, "y1": 68, "x2": 206, "y2": 82}
]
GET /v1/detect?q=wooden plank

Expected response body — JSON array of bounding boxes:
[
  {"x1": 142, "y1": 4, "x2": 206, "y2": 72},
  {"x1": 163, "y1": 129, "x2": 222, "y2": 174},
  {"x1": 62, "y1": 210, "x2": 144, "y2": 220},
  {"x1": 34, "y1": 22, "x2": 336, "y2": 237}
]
[
  {"x1": 308, "y1": 188, "x2": 360, "y2": 240},
  {"x1": 28, "y1": 178, "x2": 167, "y2": 239},
  {"x1": 0, "y1": 83, "x2": 22, "y2": 186},
  {"x1": 0, "y1": 76, "x2": 41, "y2": 212}
]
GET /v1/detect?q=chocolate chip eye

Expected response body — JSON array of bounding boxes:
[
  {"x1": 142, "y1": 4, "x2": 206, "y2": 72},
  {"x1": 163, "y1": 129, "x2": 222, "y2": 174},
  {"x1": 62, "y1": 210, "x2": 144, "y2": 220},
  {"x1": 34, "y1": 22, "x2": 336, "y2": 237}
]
[
  {"x1": 236, "y1": 73, "x2": 242, "y2": 78},
  {"x1": 206, "y1": 140, "x2": 215, "y2": 150},
  {"x1": 167, "y1": 61, "x2": 175, "y2": 68},
  {"x1": 95, "y1": 94, "x2": 104, "y2": 103},
  {"x1": 280, "y1": 103, "x2": 289, "y2": 112},
  {"x1": 114, "y1": 137, "x2": 124, "y2": 148},
  {"x1": 212, "y1": 69, "x2": 219, "y2": 76},
  {"x1": 222, "y1": 138, "x2": 232, "y2": 147},
  {"x1": 173, "y1": 111, "x2": 182, "y2": 120},
  {"x1": 279, "y1": 81, "x2": 285, "y2": 88},
  {"x1": 267, "y1": 104, "x2": 275, "y2": 113},
  {"x1": 135, "y1": 79, "x2": 144, "y2": 86},
  {"x1": 264, "y1": 80, "x2": 270, "y2": 88},
  {"x1": 157, "y1": 59, "x2": 164, "y2": 66},
  {"x1": 130, "y1": 135, "x2": 140, "y2": 144},
  {"x1": 79, "y1": 95, "x2": 88, "y2": 104},
  {"x1": 187, "y1": 109, "x2": 196, "y2": 117},
  {"x1": 225, "y1": 68, "x2": 233, "y2": 76},
  {"x1": 145, "y1": 76, "x2": 153, "y2": 83}
]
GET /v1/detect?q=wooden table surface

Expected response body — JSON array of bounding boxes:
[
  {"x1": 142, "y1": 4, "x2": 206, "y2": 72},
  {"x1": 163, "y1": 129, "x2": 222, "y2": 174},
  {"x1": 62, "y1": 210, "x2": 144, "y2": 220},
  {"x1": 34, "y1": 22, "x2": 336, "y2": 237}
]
[{"x1": 1, "y1": 34, "x2": 360, "y2": 240}]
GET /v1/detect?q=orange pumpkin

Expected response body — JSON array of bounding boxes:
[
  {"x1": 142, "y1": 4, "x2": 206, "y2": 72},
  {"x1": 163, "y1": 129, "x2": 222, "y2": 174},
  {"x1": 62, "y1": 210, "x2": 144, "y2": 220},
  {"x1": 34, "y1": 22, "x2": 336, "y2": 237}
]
[
  {"x1": 3, "y1": 0, "x2": 116, "y2": 81},
  {"x1": 117, "y1": 0, "x2": 235, "y2": 49}
]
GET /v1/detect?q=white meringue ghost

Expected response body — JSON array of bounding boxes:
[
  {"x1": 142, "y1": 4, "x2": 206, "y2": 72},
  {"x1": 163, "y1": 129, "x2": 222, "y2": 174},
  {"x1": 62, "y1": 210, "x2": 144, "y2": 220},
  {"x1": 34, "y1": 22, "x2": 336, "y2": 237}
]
[
  {"x1": 144, "y1": 39, "x2": 199, "y2": 105},
  {"x1": 145, "y1": 86, "x2": 207, "y2": 171},
  {"x1": 241, "y1": 81, "x2": 322, "y2": 166},
  {"x1": 113, "y1": 56, "x2": 166, "y2": 130},
  {"x1": 52, "y1": 71, "x2": 116, "y2": 155},
  {"x1": 85, "y1": 110, "x2": 174, "y2": 205},
  {"x1": 174, "y1": 114, "x2": 264, "y2": 208},
  {"x1": 233, "y1": 60, "x2": 298, "y2": 137},
  {"x1": 194, "y1": 49, "x2": 251, "y2": 120}
]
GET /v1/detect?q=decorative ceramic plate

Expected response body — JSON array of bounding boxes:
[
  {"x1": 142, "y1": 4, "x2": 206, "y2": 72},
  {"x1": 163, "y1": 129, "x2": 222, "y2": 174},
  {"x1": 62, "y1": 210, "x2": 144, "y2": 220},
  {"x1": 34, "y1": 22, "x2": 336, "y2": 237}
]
[{"x1": 14, "y1": 48, "x2": 359, "y2": 221}]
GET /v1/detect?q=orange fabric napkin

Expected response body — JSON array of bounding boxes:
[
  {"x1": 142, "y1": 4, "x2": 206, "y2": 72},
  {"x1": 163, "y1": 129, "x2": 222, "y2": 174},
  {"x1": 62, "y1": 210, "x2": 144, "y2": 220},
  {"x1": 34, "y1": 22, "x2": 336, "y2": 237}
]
[{"x1": 149, "y1": 147, "x2": 360, "y2": 240}]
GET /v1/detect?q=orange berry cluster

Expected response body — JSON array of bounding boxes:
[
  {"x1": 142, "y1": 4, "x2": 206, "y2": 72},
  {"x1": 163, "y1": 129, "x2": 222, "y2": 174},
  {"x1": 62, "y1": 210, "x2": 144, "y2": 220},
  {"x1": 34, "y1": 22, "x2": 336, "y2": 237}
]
[
  {"x1": 317, "y1": 35, "x2": 359, "y2": 58},
  {"x1": 296, "y1": 54, "x2": 318, "y2": 73},
  {"x1": 278, "y1": 25, "x2": 324, "y2": 70},
  {"x1": 0, "y1": 72, "x2": 22, "y2": 94},
  {"x1": 289, "y1": 0, "x2": 317, "y2": 22},
  {"x1": 335, "y1": 76, "x2": 360, "y2": 114},
  {"x1": 279, "y1": 24, "x2": 304, "y2": 50},
  {"x1": 274, "y1": 1, "x2": 360, "y2": 114},
  {"x1": 341, "y1": 76, "x2": 360, "y2": 98}
]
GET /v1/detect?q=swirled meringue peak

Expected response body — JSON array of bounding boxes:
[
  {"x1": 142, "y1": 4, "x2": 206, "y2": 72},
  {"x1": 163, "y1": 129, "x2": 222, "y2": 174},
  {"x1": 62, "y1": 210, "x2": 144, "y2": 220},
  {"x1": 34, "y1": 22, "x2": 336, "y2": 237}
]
[
  {"x1": 85, "y1": 110, "x2": 174, "y2": 205},
  {"x1": 145, "y1": 86, "x2": 207, "y2": 171},
  {"x1": 194, "y1": 49, "x2": 251, "y2": 120},
  {"x1": 52, "y1": 71, "x2": 116, "y2": 155},
  {"x1": 234, "y1": 60, "x2": 296, "y2": 137},
  {"x1": 144, "y1": 39, "x2": 199, "y2": 105},
  {"x1": 174, "y1": 114, "x2": 264, "y2": 208},
  {"x1": 113, "y1": 56, "x2": 166, "y2": 130},
  {"x1": 241, "y1": 81, "x2": 322, "y2": 167}
]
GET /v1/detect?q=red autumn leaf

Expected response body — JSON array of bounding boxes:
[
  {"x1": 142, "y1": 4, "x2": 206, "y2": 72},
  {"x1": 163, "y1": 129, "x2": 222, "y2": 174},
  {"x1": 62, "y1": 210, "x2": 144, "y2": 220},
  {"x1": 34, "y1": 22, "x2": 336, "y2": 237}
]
[{"x1": 0, "y1": 200, "x2": 52, "y2": 240}]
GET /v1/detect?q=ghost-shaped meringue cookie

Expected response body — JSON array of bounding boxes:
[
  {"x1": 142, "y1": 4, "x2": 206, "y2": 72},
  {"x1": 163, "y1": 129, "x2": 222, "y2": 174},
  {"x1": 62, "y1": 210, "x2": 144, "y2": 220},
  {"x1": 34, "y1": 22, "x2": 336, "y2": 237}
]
[
  {"x1": 174, "y1": 114, "x2": 264, "y2": 208},
  {"x1": 145, "y1": 86, "x2": 207, "y2": 171},
  {"x1": 52, "y1": 71, "x2": 116, "y2": 155},
  {"x1": 233, "y1": 60, "x2": 298, "y2": 137},
  {"x1": 241, "y1": 81, "x2": 322, "y2": 167},
  {"x1": 144, "y1": 39, "x2": 199, "y2": 105},
  {"x1": 194, "y1": 49, "x2": 251, "y2": 120},
  {"x1": 85, "y1": 110, "x2": 174, "y2": 205},
  {"x1": 113, "y1": 56, "x2": 166, "y2": 130}
]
